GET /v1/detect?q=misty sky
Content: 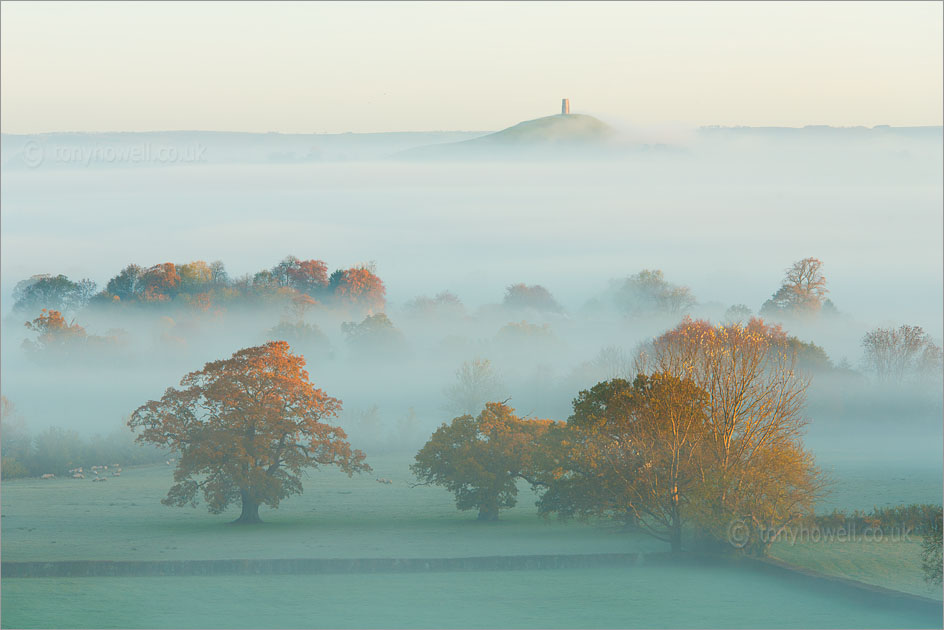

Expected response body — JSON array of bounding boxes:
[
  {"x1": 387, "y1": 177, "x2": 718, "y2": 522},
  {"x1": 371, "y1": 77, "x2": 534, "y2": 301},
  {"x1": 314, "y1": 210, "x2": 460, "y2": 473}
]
[{"x1": 1, "y1": 1, "x2": 942, "y2": 134}]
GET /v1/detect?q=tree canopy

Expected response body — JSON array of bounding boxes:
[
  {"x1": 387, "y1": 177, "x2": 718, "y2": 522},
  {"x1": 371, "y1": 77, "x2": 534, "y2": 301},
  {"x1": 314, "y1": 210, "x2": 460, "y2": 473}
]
[
  {"x1": 760, "y1": 257, "x2": 835, "y2": 318},
  {"x1": 537, "y1": 374, "x2": 709, "y2": 552},
  {"x1": 611, "y1": 269, "x2": 696, "y2": 317},
  {"x1": 411, "y1": 403, "x2": 558, "y2": 521},
  {"x1": 635, "y1": 317, "x2": 824, "y2": 553},
  {"x1": 503, "y1": 283, "x2": 563, "y2": 313},
  {"x1": 128, "y1": 341, "x2": 370, "y2": 523}
]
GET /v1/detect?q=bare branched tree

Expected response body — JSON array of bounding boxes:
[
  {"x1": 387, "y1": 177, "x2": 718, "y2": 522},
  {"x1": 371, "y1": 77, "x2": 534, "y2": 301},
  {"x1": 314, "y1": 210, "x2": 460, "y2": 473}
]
[
  {"x1": 443, "y1": 358, "x2": 508, "y2": 416},
  {"x1": 861, "y1": 325, "x2": 944, "y2": 383}
]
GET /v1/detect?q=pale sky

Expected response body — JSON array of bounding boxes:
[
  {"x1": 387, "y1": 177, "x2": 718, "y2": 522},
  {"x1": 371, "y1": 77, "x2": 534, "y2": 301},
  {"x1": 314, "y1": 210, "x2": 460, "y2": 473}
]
[{"x1": 1, "y1": 1, "x2": 941, "y2": 133}]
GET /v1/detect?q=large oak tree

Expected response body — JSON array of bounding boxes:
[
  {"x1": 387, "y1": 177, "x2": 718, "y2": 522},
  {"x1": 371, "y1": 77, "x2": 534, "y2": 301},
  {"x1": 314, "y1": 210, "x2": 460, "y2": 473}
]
[{"x1": 129, "y1": 341, "x2": 370, "y2": 523}]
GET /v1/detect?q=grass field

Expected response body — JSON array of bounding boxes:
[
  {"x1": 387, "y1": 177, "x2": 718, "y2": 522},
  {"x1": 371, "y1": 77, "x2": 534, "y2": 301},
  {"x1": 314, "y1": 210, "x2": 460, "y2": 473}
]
[
  {"x1": 0, "y1": 456, "x2": 660, "y2": 562},
  {"x1": 2, "y1": 453, "x2": 941, "y2": 628},
  {"x1": 2, "y1": 566, "x2": 940, "y2": 629}
]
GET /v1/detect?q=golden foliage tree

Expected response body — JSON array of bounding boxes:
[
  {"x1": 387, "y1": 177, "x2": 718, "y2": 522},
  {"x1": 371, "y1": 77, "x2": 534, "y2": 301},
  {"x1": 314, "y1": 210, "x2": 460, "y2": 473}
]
[
  {"x1": 129, "y1": 341, "x2": 370, "y2": 523},
  {"x1": 536, "y1": 374, "x2": 709, "y2": 552},
  {"x1": 412, "y1": 403, "x2": 558, "y2": 521},
  {"x1": 637, "y1": 317, "x2": 824, "y2": 554}
]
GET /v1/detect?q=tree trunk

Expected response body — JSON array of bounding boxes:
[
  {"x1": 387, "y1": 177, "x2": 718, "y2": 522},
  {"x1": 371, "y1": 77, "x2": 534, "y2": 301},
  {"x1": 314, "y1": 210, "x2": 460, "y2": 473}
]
[
  {"x1": 233, "y1": 490, "x2": 262, "y2": 524},
  {"x1": 477, "y1": 501, "x2": 499, "y2": 522},
  {"x1": 670, "y1": 485, "x2": 682, "y2": 553},
  {"x1": 670, "y1": 511, "x2": 682, "y2": 553}
]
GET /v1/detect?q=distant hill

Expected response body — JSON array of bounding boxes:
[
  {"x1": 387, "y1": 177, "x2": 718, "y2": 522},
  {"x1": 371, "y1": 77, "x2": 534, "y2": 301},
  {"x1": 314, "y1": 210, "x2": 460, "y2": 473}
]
[{"x1": 397, "y1": 113, "x2": 624, "y2": 159}]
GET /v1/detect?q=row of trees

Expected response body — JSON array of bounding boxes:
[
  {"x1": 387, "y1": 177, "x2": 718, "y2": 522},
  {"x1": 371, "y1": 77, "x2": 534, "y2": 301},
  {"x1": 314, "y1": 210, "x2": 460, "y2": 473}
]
[
  {"x1": 416, "y1": 318, "x2": 822, "y2": 555},
  {"x1": 121, "y1": 318, "x2": 818, "y2": 557},
  {"x1": 16, "y1": 312, "x2": 938, "y2": 565},
  {"x1": 10, "y1": 256, "x2": 834, "y2": 322},
  {"x1": 11, "y1": 256, "x2": 386, "y2": 315}
]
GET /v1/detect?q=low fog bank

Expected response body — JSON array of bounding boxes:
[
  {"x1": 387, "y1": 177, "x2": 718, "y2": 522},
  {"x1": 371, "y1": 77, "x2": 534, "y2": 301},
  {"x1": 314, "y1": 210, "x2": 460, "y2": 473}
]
[
  {"x1": 1, "y1": 126, "x2": 941, "y2": 476},
  {"x1": 1, "y1": 293, "x2": 941, "y2": 468}
]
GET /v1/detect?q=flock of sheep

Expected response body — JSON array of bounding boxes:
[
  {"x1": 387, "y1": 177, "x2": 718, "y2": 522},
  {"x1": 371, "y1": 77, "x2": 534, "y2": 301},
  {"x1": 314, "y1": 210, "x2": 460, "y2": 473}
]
[{"x1": 40, "y1": 464, "x2": 122, "y2": 481}]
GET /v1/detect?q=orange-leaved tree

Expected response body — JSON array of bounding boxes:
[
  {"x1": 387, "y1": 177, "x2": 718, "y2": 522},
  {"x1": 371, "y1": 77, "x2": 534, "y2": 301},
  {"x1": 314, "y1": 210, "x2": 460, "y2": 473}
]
[
  {"x1": 24, "y1": 309, "x2": 88, "y2": 352},
  {"x1": 329, "y1": 266, "x2": 386, "y2": 311},
  {"x1": 129, "y1": 341, "x2": 370, "y2": 523},
  {"x1": 411, "y1": 402, "x2": 559, "y2": 521}
]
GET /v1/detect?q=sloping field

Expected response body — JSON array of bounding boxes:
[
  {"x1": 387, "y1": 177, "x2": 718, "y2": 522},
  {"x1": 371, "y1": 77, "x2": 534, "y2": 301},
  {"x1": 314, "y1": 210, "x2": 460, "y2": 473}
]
[{"x1": 772, "y1": 540, "x2": 942, "y2": 600}]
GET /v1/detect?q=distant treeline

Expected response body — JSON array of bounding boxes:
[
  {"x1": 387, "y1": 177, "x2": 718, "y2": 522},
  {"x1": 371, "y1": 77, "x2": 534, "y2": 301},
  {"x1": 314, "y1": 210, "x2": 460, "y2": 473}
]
[
  {"x1": 9, "y1": 256, "x2": 943, "y2": 384},
  {"x1": 11, "y1": 256, "x2": 386, "y2": 314}
]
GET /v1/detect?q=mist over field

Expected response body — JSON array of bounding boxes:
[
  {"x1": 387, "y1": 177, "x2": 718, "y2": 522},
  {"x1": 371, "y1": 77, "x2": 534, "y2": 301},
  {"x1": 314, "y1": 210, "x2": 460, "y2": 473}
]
[
  {"x1": 4, "y1": 0, "x2": 944, "y2": 626},
  {"x1": 2, "y1": 125, "x2": 942, "y2": 445},
  {"x1": 2, "y1": 17, "x2": 943, "y2": 626}
]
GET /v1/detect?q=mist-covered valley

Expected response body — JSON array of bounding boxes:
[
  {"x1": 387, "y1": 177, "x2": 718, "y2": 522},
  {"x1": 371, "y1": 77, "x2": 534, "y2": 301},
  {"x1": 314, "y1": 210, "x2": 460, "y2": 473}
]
[
  {"x1": 2, "y1": 119, "x2": 943, "y2": 629},
  {"x1": 2, "y1": 123, "x2": 941, "y2": 439}
]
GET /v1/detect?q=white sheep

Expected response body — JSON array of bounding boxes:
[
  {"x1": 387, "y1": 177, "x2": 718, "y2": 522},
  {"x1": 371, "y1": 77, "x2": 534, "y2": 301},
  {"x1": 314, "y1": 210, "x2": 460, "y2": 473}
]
[
  {"x1": 72, "y1": 473, "x2": 85, "y2": 479},
  {"x1": 41, "y1": 473, "x2": 55, "y2": 479}
]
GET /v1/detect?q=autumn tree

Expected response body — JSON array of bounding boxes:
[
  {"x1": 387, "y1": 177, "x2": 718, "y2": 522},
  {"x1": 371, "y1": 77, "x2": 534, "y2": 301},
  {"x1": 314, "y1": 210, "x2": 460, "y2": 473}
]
[
  {"x1": 23, "y1": 309, "x2": 88, "y2": 352},
  {"x1": 341, "y1": 313, "x2": 406, "y2": 358},
  {"x1": 178, "y1": 261, "x2": 213, "y2": 291},
  {"x1": 404, "y1": 291, "x2": 465, "y2": 318},
  {"x1": 503, "y1": 284, "x2": 563, "y2": 313},
  {"x1": 104, "y1": 264, "x2": 145, "y2": 302},
  {"x1": 128, "y1": 342, "x2": 370, "y2": 523},
  {"x1": 271, "y1": 256, "x2": 329, "y2": 296},
  {"x1": 760, "y1": 257, "x2": 833, "y2": 318},
  {"x1": 266, "y1": 320, "x2": 331, "y2": 358},
  {"x1": 443, "y1": 358, "x2": 508, "y2": 416},
  {"x1": 329, "y1": 265, "x2": 386, "y2": 311},
  {"x1": 637, "y1": 317, "x2": 824, "y2": 554},
  {"x1": 411, "y1": 403, "x2": 557, "y2": 521},
  {"x1": 861, "y1": 325, "x2": 944, "y2": 383},
  {"x1": 13, "y1": 274, "x2": 97, "y2": 314},
  {"x1": 140, "y1": 263, "x2": 181, "y2": 302},
  {"x1": 537, "y1": 374, "x2": 709, "y2": 552},
  {"x1": 611, "y1": 270, "x2": 696, "y2": 317}
]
